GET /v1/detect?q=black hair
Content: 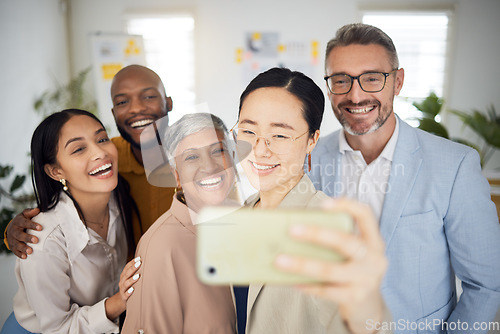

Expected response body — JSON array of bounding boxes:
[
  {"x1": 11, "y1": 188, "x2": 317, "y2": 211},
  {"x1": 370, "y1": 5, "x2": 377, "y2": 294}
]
[
  {"x1": 238, "y1": 67, "x2": 324, "y2": 137},
  {"x1": 30, "y1": 109, "x2": 137, "y2": 252}
]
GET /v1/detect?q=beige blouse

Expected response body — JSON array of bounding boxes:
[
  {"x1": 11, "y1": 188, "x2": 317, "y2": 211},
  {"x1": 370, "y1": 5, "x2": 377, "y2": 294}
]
[
  {"x1": 244, "y1": 174, "x2": 392, "y2": 334},
  {"x1": 122, "y1": 194, "x2": 236, "y2": 334}
]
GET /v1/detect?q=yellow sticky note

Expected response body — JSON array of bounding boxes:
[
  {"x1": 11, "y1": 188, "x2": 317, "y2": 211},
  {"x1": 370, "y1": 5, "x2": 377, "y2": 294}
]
[
  {"x1": 236, "y1": 48, "x2": 243, "y2": 63},
  {"x1": 102, "y1": 64, "x2": 122, "y2": 80}
]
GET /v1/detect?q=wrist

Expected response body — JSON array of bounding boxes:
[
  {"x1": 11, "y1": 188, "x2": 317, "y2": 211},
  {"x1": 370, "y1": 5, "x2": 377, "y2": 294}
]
[{"x1": 104, "y1": 293, "x2": 126, "y2": 321}]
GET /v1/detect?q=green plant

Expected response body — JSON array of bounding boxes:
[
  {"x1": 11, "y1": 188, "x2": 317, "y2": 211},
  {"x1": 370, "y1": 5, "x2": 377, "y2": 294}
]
[
  {"x1": 413, "y1": 92, "x2": 449, "y2": 138},
  {"x1": 0, "y1": 165, "x2": 36, "y2": 254},
  {"x1": 450, "y1": 105, "x2": 500, "y2": 168},
  {"x1": 34, "y1": 67, "x2": 98, "y2": 117},
  {"x1": 413, "y1": 92, "x2": 499, "y2": 168}
]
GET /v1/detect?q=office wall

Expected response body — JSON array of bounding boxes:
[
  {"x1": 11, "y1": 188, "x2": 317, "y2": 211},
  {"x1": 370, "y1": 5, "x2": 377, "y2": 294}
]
[
  {"x1": 1, "y1": 0, "x2": 499, "y2": 327},
  {"x1": 0, "y1": 0, "x2": 70, "y2": 174},
  {"x1": 67, "y1": 0, "x2": 355, "y2": 137},
  {"x1": 445, "y1": 0, "x2": 500, "y2": 170},
  {"x1": 0, "y1": 0, "x2": 70, "y2": 324},
  {"x1": 68, "y1": 0, "x2": 500, "y2": 169}
]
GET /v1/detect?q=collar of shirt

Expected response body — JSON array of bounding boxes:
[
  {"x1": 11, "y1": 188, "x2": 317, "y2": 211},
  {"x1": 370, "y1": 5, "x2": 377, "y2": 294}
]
[
  {"x1": 56, "y1": 192, "x2": 121, "y2": 263},
  {"x1": 338, "y1": 116, "x2": 400, "y2": 163}
]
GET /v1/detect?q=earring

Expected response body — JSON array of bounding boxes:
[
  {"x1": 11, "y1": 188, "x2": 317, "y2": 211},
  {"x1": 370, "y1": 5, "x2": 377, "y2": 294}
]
[
  {"x1": 308, "y1": 153, "x2": 312, "y2": 172},
  {"x1": 60, "y1": 179, "x2": 68, "y2": 191}
]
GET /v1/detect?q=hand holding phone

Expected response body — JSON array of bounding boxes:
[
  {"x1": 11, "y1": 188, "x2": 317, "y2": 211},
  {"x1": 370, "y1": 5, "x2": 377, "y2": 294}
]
[
  {"x1": 273, "y1": 198, "x2": 389, "y2": 334},
  {"x1": 196, "y1": 206, "x2": 353, "y2": 285}
]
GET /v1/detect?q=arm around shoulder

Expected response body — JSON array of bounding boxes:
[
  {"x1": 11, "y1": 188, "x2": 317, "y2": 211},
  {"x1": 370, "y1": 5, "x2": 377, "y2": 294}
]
[{"x1": 5, "y1": 208, "x2": 42, "y2": 259}]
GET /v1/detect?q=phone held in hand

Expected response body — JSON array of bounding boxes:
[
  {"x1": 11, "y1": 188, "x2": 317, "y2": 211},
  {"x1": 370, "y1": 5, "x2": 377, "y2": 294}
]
[{"x1": 196, "y1": 207, "x2": 353, "y2": 285}]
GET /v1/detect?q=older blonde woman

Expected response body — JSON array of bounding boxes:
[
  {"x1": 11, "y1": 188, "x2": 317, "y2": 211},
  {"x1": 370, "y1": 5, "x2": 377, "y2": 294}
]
[{"x1": 122, "y1": 113, "x2": 238, "y2": 334}]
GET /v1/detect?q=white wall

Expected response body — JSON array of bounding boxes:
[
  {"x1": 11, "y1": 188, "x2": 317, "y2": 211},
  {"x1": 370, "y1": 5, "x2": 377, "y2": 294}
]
[
  {"x1": 1, "y1": 0, "x2": 499, "y2": 327},
  {"x1": 0, "y1": 0, "x2": 70, "y2": 325},
  {"x1": 67, "y1": 0, "x2": 500, "y2": 169},
  {"x1": 445, "y1": 0, "x2": 500, "y2": 169},
  {"x1": 0, "y1": 0, "x2": 70, "y2": 174},
  {"x1": 67, "y1": 0, "x2": 355, "y2": 137}
]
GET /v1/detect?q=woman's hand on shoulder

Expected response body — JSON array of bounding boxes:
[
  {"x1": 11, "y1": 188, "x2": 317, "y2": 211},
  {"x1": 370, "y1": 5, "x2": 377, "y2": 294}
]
[
  {"x1": 119, "y1": 256, "x2": 142, "y2": 304},
  {"x1": 105, "y1": 256, "x2": 142, "y2": 321}
]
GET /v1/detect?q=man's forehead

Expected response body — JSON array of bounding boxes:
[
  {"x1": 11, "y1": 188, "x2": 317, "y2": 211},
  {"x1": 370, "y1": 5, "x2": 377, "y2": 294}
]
[
  {"x1": 326, "y1": 44, "x2": 392, "y2": 73},
  {"x1": 111, "y1": 71, "x2": 163, "y2": 95}
]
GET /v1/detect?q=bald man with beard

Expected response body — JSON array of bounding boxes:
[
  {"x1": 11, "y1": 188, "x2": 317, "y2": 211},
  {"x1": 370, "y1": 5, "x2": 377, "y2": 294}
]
[{"x1": 6, "y1": 65, "x2": 176, "y2": 253}]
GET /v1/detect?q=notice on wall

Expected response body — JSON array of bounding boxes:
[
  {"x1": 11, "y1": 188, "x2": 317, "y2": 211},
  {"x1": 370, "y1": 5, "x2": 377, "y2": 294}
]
[
  {"x1": 238, "y1": 32, "x2": 320, "y2": 85},
  {"x1": 89, "y1": 33, "x2": 146, "y2": 134}
]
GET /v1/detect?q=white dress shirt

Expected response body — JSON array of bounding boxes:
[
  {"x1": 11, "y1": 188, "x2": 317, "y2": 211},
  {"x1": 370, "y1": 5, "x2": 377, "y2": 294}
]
[
  {"x1": 338, "y1": 118, "x2": 399, "y2": 221},
  {"x1": 13, "y1": 192, "x2": 127, "y2": 334}
]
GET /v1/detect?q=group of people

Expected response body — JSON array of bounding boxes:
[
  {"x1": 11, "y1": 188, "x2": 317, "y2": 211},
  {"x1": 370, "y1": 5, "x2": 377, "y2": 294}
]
[{"x1": 1, "y1": 23, "x2": 499, "y2": 334}]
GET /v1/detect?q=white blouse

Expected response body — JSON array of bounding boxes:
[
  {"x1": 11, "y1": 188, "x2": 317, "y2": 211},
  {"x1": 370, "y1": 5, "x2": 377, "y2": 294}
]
[{"x1": 13, "y1": 192, "x2": 128, "y2": 334}]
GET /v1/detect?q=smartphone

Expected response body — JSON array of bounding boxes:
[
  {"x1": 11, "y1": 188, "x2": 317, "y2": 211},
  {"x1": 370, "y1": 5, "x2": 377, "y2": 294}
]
[{"x1": 196, "y1": 206, "x2": 354, "y2": 285}]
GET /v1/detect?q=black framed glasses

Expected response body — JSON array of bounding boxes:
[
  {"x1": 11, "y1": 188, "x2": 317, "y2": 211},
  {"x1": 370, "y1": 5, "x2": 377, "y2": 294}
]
[{"x1": 324, "y1": 70, "x2": 398, "y2": 95}]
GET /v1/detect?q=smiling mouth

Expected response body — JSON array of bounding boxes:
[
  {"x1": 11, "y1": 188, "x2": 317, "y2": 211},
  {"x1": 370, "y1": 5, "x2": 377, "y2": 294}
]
[
  {"x1": 89, "y1": 163, "x2": 113, "y2": 176},
  {"x1": 251, "y1": 161, "x2": 280, "y2": 170},
  {"x1": 197, "y1": 175, "x2": 225, "y2": 189},
  {"x1": 346, "y1": 106, "x2": 375, "y2": 114},
  {"x1": 129, "y1": 119, "x2": 154, "y2": 129}
]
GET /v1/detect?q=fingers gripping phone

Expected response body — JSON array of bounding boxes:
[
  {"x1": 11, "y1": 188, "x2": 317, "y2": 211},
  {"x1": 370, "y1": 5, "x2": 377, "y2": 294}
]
[{"x1": 196, "y1": 207, "x2": 353, "y2": 285}]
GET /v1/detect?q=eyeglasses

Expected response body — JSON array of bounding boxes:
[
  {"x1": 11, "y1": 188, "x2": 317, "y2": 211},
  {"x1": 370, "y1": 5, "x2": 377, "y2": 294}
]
[
  {"x1": 324, "y1": 70, "x2": 398, "y2": 95},
  {"x1": 230, "y1": 126, "x2": 309, "y2": 154}
]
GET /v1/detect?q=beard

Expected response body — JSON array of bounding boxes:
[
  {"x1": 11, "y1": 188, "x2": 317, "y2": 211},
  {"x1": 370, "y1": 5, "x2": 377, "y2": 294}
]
[
  {"x1": 333, "y1": 99, "x2": 393, "y2": 136},
  {"x1": 117, "y1": 125, "x2": 141, "y2": 149},
  {"x1": 117, "y1": 122, "x2": 169, "y2": 153}
]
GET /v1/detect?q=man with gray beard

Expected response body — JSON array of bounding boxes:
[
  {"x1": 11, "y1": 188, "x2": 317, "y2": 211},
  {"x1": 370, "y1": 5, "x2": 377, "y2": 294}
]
[{"x1": 308, "y1": 23, "x2": 500, "y2": 334}]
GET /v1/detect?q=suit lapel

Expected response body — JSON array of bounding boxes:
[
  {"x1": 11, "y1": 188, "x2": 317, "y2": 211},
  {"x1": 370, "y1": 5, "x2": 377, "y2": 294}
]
[
  {"x1": 379, "y1": 120, "x2": 422, "y2": 247},
  {"x1": 323, "y1": 132, "x2": 342, "y2": 198},
  {"x1": 247, "y1": 283, "x2": 264, "y2": 318}
]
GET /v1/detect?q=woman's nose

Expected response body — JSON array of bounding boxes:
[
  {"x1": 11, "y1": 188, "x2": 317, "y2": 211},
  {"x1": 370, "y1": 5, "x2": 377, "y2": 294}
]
[
  {"x1": 201, "y1": 154, "x2": 221, "y2": 173},
  {"x1": 253, "y1": 136, "x2": 272, "y2": 157},
  {"x1": 91, "y1": 144, "x2": 108, "y2": 160}
]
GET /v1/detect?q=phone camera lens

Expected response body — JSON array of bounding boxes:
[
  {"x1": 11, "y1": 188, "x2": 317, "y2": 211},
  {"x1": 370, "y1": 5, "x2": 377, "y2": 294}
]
[{"x1": 207, "y1": 266, "x2": 217, "y2": 275}]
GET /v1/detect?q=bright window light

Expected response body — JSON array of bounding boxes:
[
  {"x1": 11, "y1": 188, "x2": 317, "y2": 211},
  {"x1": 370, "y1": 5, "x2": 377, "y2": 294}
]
[
  {"x1": 127, "y1": 15, "x2": 195, "y2": 123},
  {"x1": 363, "y1": 13, "x2": 450, "y2": 125}
]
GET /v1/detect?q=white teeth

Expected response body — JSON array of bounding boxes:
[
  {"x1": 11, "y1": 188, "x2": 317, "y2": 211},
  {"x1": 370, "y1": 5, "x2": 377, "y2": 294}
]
[
  {"x1": 89, "y1": 163, "x2": 112, "y2": 175},
  {"x1": 347, "y1": 106, "x2": 375, "y2": 114},
  {"x1": 199, "y1": 176, "x2": 222, "y2": 186},
  {"x1": 130, "y1": 119, "x2": 153, "y2": 128},
  {"x1": 251, "y1": 161, "x2": 278, "y2": 170}
]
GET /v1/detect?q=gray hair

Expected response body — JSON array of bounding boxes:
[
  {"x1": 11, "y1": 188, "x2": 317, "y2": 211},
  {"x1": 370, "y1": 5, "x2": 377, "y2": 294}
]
[
  {"x1": 325, "y1": 23, "x2": 399, "y2": 71},
  {"x1": 164, "y1": 113, "x2": 230, "y2": 168}
]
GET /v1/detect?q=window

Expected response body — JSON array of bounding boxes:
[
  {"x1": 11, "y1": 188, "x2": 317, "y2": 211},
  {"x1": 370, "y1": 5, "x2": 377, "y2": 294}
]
[
  {"x1": 126, "y1": 14, "x2": 195, "y2": 123},
  {"x1": 362, "y1": 12, "x2": 451, "y2": 125}
]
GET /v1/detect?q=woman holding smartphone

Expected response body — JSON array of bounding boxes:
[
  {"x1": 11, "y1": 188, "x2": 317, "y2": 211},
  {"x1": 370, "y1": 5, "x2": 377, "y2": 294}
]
[
  {"x1": 233, "y1": 67, "x2": 389, "y2": 334},
  {"x1": 1, "y1": 109, "x2": 140, "y2": 334}
]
